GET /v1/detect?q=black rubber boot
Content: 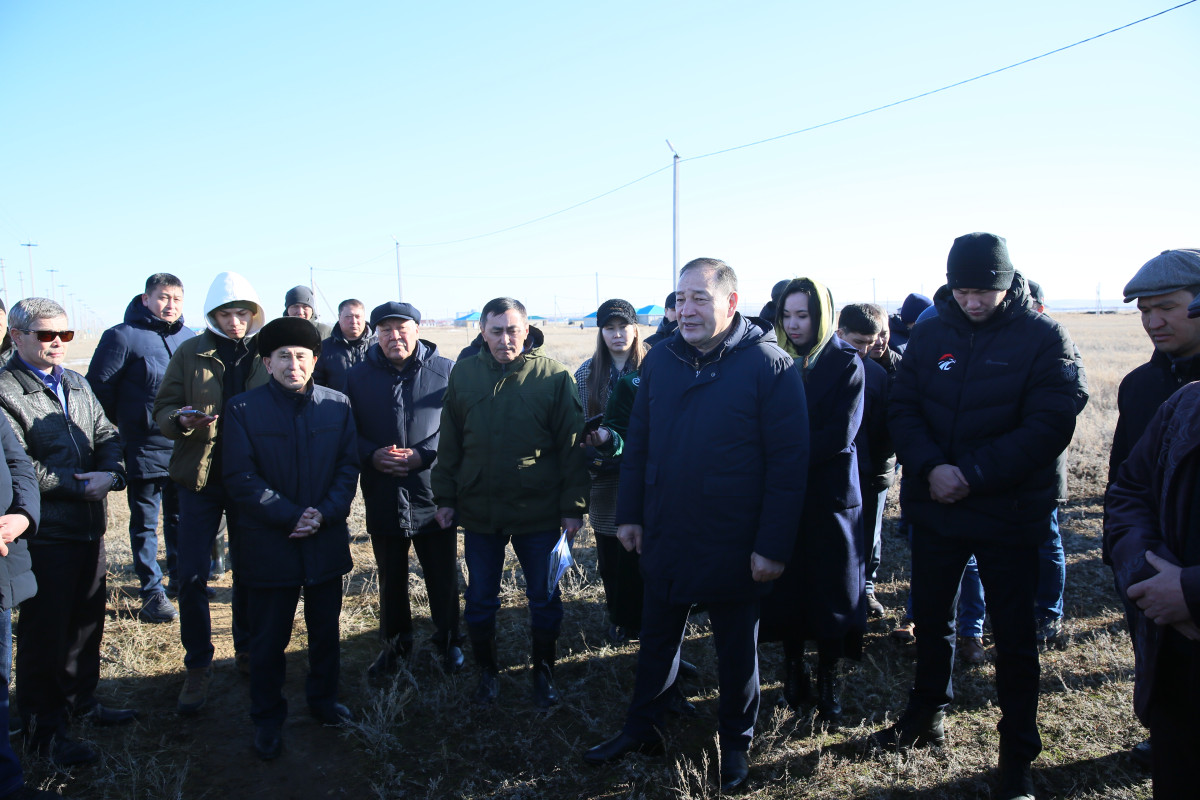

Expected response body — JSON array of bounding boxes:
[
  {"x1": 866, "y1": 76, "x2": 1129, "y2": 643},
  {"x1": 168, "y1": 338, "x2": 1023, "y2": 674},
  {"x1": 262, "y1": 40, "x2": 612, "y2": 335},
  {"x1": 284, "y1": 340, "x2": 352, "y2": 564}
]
[
  {"x1": 531, "y1": 629, "x2": 559, "y2": 709},
  {"x1": 815, "y1": 643, "x2": 842, "y2": 725},
  {"x1": 780, "y1": 638, "x2": 812, "y2": 710},
  {"x1": 469, "y1": 624, "x2": 499, "y2": 706}
]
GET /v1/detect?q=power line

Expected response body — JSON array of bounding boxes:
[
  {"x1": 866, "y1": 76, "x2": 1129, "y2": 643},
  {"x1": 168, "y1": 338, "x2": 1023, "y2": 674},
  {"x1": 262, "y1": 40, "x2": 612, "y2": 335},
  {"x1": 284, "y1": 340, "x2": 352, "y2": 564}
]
[{"x1": 389, "y1": 1, "x2": 1194, "y2": 250}]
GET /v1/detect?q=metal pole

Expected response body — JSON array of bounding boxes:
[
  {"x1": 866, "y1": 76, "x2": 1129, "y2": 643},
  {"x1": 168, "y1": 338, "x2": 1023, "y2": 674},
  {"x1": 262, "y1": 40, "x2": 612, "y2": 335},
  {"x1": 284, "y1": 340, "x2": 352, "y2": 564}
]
[
  {"x1": 595, "y1": 272, "x2": 600, "y2": 309},
  {"x1": 393, "y1": 238, "x2": 403, "y2": 301},
  {"x1": 0, "y1": 259, "x2": 7, "y2": 308},
  {"x1": 46, "y1": 269, "x2": 58, "y2": 304},
  {"x1": 666, "y1": 141, "x2": 680, "y2": 291},
  {"x1": 20, "y1": 243, "x2": 36, "y2": 296}
]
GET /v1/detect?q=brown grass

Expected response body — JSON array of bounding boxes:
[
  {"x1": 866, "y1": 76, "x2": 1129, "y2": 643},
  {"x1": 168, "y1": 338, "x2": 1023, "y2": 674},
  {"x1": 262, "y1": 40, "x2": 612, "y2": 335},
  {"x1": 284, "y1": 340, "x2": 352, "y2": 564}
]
[{"x1": 18, "y1": 313, "x2": 1154, "y2": 799}]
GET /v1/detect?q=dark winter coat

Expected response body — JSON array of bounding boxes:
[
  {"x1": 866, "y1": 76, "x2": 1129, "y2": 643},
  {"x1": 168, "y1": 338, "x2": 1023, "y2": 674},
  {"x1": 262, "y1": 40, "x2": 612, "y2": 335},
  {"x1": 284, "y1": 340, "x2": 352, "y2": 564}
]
[
  {"x1": 0, "y1": 413, "x2": 39, "y2": 610},
  {"x1": 858, "y1": 355, "x2": 895, "y2": 492},
  {"x1": 1108, "y1": 349, "x2": 1200, "y2": 485},
  {"x1": 313, "y1": 322, "x2": 377, "y2": 394},
  {"x1": 222, "y1": 379, "x2": 359, "y2": 588},
  {"x1": 644, "y1": 319, "x2": 677, "y2": 349},
  {"x1": 616, "y1": 313, "x2": 809, "y2": 605},
  {"x1": 761, "y1": 336, "x2": 864, "y2": 641},
  {"x1": 1104, "y1": 382, "x2": 1200, "y2": 724},
  {"x1": 345, "y1": 341, "x2": 452, "y2": 536},
  {"x1": 0, "y1": 358, "x2": 125, "y2": 545},
  {"x1": 86, "y1": 295, "x2": 196, "y2": 480},
  {"x1": 456, "y1": 334, "x2": 484, "y2": 362},
  {"x1": 889, "y1": 276, "x2": 1081, "y2": 545},
  {"x1": 431, "y1": 326, "x2": 589, "y2": 534}
]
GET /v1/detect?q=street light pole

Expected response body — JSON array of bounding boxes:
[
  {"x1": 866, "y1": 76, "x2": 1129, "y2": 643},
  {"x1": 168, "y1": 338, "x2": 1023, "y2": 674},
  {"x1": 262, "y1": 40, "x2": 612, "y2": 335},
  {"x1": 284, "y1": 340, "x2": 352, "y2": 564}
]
[
  {"x1": 672, "y1": 147, "x2": 679, "y2": 289},
  {"x1": 392, "y1": 237, "x2": 403, "y2": 301},
  {"x1": 46, "y1": 269, "x2": 58, "y2": 304},
  {"x1": 20, "y1": 243, "x2": 36, "y2": 296}
]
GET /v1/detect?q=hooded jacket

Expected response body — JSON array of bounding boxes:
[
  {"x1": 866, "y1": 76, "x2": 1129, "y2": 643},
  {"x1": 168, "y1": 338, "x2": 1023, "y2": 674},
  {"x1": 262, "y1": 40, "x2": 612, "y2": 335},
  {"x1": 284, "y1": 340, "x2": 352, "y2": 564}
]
[
  {"x1": 346, "y1": 340, "x2": 453, "y2": 535},
  {"x1": 313, "y1": 321, "x2": 377, "y2": 394},
  {"x1": 431, "y1": 326, "x2": 589, "y2": 534},
  {"x1": 86, "y1": 295, "x2": 196, "y2": 480},
  {"x1": 889, "y1": 274, "x2": 1081, "y2": 544},
  {"x1": 1104, "y1": 382, "x2": 1200, "y2": 724},
  {"x1": 152, "y1": 272, "x2": 269, "y2": 492},
  {"x1": 616, "y1": 313, "x2": 809, "y2": 604}
]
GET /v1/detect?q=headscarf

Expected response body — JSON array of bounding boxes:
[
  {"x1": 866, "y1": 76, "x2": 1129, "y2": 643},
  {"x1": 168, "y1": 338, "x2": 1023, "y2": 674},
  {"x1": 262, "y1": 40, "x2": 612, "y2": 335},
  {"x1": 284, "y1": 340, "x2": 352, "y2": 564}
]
[{"x1": 774, "y1": 277, "x2": 835, "y2": 380}]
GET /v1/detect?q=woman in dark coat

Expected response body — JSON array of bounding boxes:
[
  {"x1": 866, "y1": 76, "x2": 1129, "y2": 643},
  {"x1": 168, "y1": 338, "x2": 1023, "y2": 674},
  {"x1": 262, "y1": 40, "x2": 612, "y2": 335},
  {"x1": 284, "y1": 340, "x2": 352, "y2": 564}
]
[{"x1": 760, "y1": 277, "x2": 866, "y2": 725}]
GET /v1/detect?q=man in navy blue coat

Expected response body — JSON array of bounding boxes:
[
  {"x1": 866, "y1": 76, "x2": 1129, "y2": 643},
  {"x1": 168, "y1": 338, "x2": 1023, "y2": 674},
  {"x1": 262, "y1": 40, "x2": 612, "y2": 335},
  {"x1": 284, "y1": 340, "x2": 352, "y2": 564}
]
[
  {"x1": 87, "y1": 273, "x2": 195, "y2": 623},
  {"x1": 345, "y1": 302, "x2": 461, "y2": 676},
  {"x1": 584, "y1": 258, "x2": 809, "y2": 792},
  {"x1": 877, "y1": 233, "x2": 1081, "y2": 800},
  {"x1": 222, "y1": 317, "x2": 359, "y2": 760}
]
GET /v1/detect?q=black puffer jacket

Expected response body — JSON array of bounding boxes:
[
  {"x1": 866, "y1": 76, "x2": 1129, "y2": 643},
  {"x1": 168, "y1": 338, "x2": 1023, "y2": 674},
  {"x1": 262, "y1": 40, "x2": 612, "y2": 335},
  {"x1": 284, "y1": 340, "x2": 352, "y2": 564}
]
[
  {"x1": 0, "y1": 359, "x2": 125, "y2": 544},
  {"x1": 889, "y1": 276, "x2": 1081, "y2": 544},
  {"x1": 1108, "y1": 349, "x2": 1200, "y2": 484},
  {"x1": 345, "y1": 341, "x2": 452, "y2": 535},
  {"x1": 0, "y1": 413, "x2": 39, "y2": 609},
  {"x1": 313, "y1": 322, "x2": 377, "y2": 393}
]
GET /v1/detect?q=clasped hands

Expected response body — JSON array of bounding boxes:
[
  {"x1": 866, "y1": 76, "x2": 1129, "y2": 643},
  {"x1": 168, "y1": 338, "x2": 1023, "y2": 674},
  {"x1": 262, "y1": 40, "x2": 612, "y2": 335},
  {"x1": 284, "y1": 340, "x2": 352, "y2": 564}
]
[{"x1": 289, "y1": 507, "x2": 323, "y2": 539}]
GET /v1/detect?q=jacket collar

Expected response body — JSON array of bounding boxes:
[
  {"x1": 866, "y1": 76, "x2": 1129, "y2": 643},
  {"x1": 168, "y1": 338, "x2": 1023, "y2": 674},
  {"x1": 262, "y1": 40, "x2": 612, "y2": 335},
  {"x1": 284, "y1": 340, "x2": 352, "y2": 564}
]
[
  {"x1": 123, "y1": 294, "x2": 185, "y2": 335},
  {"x1": 931, "y1": 271, "x2": 1033, "y2": 334}
]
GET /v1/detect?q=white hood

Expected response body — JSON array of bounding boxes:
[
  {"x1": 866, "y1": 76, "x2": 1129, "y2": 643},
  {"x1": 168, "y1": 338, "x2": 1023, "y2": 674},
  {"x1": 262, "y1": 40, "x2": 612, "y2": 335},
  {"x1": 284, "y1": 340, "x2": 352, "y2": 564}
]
[{"x1": 203, "y1": 271, "x2": 266, "y2": 339}]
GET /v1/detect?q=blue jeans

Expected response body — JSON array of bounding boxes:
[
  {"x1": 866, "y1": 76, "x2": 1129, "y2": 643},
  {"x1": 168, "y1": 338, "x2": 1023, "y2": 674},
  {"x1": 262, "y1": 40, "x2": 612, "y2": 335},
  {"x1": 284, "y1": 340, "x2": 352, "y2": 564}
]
[
  {"x1": 863, "y1": 487, "x2": 887, "y2": 592},
  {"x1": 463, "y1": 530, "x2": 563, "y2": 634},
  {"x1": 178, "y1": 482, "x2": 249, "y2": 669},
  {"x1": 127, "y1": 477, "x2": 180, "y2": 597},
  {"x1": 0, "y1": 606, "x2": 24, "y2": 797},
  {"x1": 1036, "y1": 508, "x2": 1064, "y2": 622},
  {"x1": 910, "y1": 522, "x2": 1042, "y2": 761}
]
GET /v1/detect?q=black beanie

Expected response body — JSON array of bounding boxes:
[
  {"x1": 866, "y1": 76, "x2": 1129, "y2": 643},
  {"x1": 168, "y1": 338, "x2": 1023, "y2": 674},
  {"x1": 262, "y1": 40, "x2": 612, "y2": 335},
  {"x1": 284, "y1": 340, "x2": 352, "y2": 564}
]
[
  {"x1": 946, "y1": 232, "x2": 1014, "y2": 291},
  {"x1": 284, "y1": 285, "x2": 316, "y2": 311},
  {"x1": 258, "y1": 317, "x2": 322, "y2": 358}
]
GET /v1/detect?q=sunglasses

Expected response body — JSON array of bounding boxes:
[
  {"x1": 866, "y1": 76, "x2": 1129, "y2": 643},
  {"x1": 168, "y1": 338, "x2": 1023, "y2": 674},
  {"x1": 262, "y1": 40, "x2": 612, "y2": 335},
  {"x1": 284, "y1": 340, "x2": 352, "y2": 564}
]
[{"x1": 16, "y1": 329, "x2": 75, "y2": 343}]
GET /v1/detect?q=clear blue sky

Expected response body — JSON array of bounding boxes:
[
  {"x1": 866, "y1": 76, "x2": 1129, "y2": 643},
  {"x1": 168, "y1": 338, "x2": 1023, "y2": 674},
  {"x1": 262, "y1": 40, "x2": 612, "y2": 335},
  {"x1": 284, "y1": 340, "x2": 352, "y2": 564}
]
[{"x1": 2, "y1": 1, "x2": 1197, "y2": 325}]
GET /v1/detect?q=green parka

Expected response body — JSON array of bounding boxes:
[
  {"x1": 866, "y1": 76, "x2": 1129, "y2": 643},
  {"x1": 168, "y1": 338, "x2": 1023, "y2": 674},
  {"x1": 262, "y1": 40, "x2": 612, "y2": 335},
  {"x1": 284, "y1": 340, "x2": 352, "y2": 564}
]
[{"x1": 431, "y1": 326, "x2": 589, "y2": 534}]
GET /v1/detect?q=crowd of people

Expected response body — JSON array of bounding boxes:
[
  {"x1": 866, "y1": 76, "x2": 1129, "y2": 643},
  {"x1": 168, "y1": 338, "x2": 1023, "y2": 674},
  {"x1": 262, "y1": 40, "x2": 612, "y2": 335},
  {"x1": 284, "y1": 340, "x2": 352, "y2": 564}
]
[{"x1": 0, "y1": 238, "x2": 1191, "y2": 799}]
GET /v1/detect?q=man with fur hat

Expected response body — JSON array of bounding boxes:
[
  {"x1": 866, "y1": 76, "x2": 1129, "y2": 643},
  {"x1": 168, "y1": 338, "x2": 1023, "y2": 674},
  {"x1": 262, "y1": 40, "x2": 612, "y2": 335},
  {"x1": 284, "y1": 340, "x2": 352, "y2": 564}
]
[
  {"x1": 283, "y1": 285, "x2": 332, "y2": 339},
  {"x1": 153, "y1": 271, "x2": 268, "y2": 714},
  {"x1": 222, "y1": 317, "x2": 359, "y2": 759},
  {"x1": 875, "y1": 233, "x2": 1082, "y2": 800}
]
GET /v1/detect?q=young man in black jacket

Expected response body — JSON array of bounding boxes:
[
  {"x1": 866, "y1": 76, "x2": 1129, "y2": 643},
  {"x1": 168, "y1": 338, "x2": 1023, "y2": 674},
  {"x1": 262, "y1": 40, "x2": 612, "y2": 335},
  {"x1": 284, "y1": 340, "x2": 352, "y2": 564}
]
[
  {"x1": 222, "y1": 317, "x2": 359, "y2": 760},
  {"x1": 876, "y1": 234, "x2": 1082, "y2": 800}
]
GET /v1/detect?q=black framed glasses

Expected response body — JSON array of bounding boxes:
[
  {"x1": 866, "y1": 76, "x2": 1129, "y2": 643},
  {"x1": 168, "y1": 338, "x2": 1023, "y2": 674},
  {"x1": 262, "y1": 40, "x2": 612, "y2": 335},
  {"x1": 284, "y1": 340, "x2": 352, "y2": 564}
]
[{"x1": 16, "y1": 329, "x2": 74, "y2": 343}]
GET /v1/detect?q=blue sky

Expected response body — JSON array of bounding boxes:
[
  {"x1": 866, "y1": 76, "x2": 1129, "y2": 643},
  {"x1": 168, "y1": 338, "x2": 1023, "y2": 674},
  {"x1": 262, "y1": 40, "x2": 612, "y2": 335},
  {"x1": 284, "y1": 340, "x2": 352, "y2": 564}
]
[{"x1": 1, "y1": 1, "x2": 1197, "y2": 325}]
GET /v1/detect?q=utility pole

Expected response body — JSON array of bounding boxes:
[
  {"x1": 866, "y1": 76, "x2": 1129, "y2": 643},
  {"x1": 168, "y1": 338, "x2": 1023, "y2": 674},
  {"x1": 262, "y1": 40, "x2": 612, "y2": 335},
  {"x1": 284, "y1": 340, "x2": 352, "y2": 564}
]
[
  {"x1": 16, "y1": 273, "x2": 23, "y2": 301},
  {"x1": 392, "y1": 237, "x2": 403, "y2": 301},
  {"x1": 595, "y1": 272, "x2": 600, "y2": 309},
  {"x1": 46, "y1": 269, "x2": 58, "y2": 304},
  {"x1": 672, "y1": 146, "x2": 679, "y2": 288},
  {"x1": 20, "y1": 243, "x2": 36, "y2": 296},
  {"x1": 0, "y1": 258, "x2": 7, "y2": 308}
]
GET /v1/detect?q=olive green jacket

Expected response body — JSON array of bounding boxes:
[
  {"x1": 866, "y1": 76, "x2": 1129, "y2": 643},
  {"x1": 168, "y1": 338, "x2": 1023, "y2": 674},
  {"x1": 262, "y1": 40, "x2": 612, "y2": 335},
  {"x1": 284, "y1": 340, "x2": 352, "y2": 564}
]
[
  {"x1": 152, "y1": 331, "x2": 268, "y2": 492},
  {"x1": 431, "y1": 328, "x2": 588, "y2": 534}
]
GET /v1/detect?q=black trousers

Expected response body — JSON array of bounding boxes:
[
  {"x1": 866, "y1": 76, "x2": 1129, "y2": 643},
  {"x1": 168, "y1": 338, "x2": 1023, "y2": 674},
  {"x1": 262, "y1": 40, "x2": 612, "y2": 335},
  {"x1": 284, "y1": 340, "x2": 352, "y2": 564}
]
[
  {"x1": 623, "y1": 582, "x2": 760, "y2": 753},
  {"x1": 1148, "y1": 638, "x2": 1200, "y2": 800},
  {"x1": 595, "y1": 534, "x2": 643, "y2": 631},
  {"x1": 17, "y1": 539, "x2": 106, "y2": 741},
  {"x1": 910, "y1": 523, "x2": 1042, "y2": 761},
  {"x1": 247, "y1": 578, "x2": 343, "y2": 728},
  {"x1": 370, "y1": 530, "x2": 461, "y2": 647}
]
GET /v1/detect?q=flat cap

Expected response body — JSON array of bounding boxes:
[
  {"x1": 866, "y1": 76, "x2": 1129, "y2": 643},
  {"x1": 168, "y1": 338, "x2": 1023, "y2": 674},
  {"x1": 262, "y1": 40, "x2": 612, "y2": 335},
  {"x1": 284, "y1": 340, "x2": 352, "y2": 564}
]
[
  {"x1": 370, "y1": 301, "x2": 421, "y2": 327},
  {"x1": 1123, "y1": 249, "x2": 1200, "y2": 302}
]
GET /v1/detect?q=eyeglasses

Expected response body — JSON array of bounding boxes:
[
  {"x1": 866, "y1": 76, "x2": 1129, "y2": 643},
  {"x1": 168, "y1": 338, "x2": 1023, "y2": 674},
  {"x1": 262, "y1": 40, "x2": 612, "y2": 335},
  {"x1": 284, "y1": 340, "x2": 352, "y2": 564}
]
[{"x1": 16, "y1": 329, "x2": 75, "y2": 343}]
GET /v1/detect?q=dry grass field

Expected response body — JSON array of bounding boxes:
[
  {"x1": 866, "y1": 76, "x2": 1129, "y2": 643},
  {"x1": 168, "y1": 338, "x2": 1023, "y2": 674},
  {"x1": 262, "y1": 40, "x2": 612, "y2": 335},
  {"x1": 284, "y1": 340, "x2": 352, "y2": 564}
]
[{"x1": 18, "y1": 313, "x2": 1157, "y2": 799}]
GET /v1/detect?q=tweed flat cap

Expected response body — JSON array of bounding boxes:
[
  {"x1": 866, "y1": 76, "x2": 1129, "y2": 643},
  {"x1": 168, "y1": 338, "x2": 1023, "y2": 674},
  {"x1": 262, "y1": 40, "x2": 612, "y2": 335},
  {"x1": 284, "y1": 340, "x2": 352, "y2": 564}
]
[{"x1": 1123, "y1": 249, "x2": 1200, "y2": 302}]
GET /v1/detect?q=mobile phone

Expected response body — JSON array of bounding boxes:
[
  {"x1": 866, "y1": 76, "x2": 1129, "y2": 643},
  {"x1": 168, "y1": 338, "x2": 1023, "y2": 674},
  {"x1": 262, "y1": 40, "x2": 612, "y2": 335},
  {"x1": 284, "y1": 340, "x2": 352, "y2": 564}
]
[{"x1": 581, "y1": 413, "x2": 605, "y2": 436}]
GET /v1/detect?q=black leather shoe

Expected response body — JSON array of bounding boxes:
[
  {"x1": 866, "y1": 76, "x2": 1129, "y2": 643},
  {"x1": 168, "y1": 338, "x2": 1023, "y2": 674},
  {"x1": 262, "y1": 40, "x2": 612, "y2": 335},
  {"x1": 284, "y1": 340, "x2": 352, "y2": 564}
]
[
  {"x1": 1130, "y1": 738, "x2": 1151, "y2": 769},
  {"x1": 780, "y1": 658, "x2": 812, "y2": 711},
  {"x1": 583, "y1": 732, "x2": 664, "y2": 765},
  {"x1": 83, "y1": 703, "x2": 139, "y2": 726},
  {"x1": 997, "y1": 751, "x2": 1035, "y2": 800},
  {"x1": 665, "y1": 687, "x2": 698, "y2": 718},
  {"x1": 473, "y1": 670, "x2": 499, "y2": 705},
  {"x1": 366, "y1": 649, "x2": 399, "y2": 678},
  {"x1": 871, "y1": 707, "x2": 946, "y2": 751},
  {"x1": 677, "y1": 659, "x2": 699, "y2": 681},
  {"x1": 31, "y1": 733, "x2": 100, "y2": 767},
  {"x1": 253, "y1": 726, "x2": 282, "y2": 760},
  {"x1": 532, "y1": 664, "x2": 559, "y2": 709},
  {"x1": 442, "y1": 644, "x2": 465, "y2": 674},
  {"x1": 719, "y1": 750, "x2": 750, "y2": 792},
  {"x1": 310, "y1": 703, "x2": 353, "y2": 726}
]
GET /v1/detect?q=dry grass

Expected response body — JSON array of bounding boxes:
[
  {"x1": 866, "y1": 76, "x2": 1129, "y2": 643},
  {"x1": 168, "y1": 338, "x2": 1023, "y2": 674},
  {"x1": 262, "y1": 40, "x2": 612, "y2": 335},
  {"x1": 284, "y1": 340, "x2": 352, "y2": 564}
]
[{"x1": 18, "y1": 313, "x2": 1155, "y2": 799}]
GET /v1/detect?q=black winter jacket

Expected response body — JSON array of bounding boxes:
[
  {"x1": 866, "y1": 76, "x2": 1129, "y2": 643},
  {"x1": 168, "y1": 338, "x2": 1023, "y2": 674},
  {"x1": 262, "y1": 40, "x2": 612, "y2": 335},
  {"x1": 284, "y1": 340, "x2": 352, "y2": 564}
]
[
  {"x1": 222, "y1": 379, "x2": 359, "y2": 588},
  {"x1": 644, "y1": 318, "x2": 678, "y2": 349},
  {"x1": 345, "y1": 341, "x2": 452, "y2": 536},
  {"x1": 1108, "y1": 349, "x2": 1200, "y2": 484},
  {"x1": 616, "y1": 314, "x2": 809, "y2": 604},
  {"x1": 889, "y1": 277, "x2": 1080, "y2": 544},
  {"x1": 0, "y1": 413, "x2": 39, "y2": 610},
  {"x1": 0, "y1": 359, "x2": 125, "y2": 544},
  {"x1": 86, "y1": 296, "x2": 195, "y2": 480},
  {"x1": 858, "y1": 355, "x2": 895, "y2": 492},
  {"x1": 313, "y1": 322, "x2": 377, "y2": 394}
]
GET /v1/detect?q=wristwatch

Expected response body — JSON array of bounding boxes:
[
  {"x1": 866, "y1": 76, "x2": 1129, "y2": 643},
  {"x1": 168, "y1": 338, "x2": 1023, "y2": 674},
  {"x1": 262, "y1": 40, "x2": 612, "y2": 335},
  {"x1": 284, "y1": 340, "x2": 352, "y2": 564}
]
[{"x1": 108, "y1": 472, "x2": 126, "y2": 492}]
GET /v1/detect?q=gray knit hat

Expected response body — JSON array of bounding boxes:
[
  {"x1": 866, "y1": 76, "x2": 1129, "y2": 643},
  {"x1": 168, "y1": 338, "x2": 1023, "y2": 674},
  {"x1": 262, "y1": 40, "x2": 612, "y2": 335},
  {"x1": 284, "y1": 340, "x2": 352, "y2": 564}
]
[{"x1": 1123, "y1": 249, "x2": 1200, "y2": 302}]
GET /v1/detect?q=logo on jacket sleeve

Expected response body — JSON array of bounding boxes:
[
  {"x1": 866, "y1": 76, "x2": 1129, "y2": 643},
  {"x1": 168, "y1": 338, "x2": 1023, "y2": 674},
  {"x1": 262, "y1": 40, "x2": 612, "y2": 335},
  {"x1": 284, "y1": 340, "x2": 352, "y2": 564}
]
[{"x1": 937, "y1": 353, "x2": 956, "y2": 371}]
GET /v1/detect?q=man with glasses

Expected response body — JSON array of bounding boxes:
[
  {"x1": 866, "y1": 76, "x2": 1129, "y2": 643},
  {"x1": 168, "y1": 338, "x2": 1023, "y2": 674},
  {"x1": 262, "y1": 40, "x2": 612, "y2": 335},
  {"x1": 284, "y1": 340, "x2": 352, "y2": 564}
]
[{"x1": 0, "y1": 298, "x2": 133, "y2": 767}]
